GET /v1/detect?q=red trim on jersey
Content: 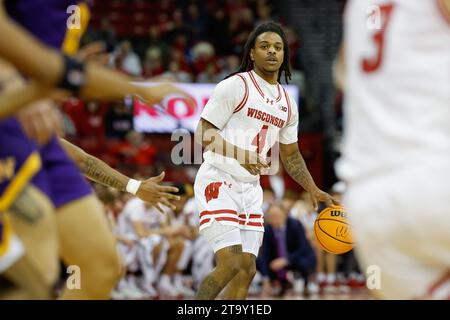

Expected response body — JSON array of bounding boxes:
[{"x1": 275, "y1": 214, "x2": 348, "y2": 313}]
[
  {"x1": 241, "y1": 221, "x2": 264, "y2": 227},
  {"x1": 200, "y1": 209, "x2": 238, "y2": 218},
  {"x1": 199, "y1": 217, "x2": 239, "y2": 226},
  {"x1": 275, "y1": 84, "x2": 282, "y2": 102},
  {"x1": 200, "y1": 218, "x2": 263, "y2": 227},
  {"x1": 234, "y1": 74, "x2": 249, "y2": 113},
  {"x1": 282, "y1": 87, "x2": 292, "y2": 125},
  {"x1": 427, "y1": 270, "x2": 450, "y2": 298},
  {"x1": 238, "y1": 214, "x2": 263, "y2": 219},
  {"x1": 437, "y1": 0, "x2": 450, "y2": 26},
  {"x1": 248, "y1": 71, "x2": 265, "y2": 98}
]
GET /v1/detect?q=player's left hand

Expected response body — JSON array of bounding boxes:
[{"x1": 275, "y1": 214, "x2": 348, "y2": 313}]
[
  {"x1": 136, "y1": 171, "x2": 181, "y2": 213},
  {"x1": 17, "y1": 99, "x2": 64, "y2": 145},
  {"x1": 309, "y1": 188, "x2": 340, "y2": 211}
]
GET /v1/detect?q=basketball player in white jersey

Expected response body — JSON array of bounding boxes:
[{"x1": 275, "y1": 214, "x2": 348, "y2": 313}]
[
  {"x1": 194, "y1": 21, "x2": 338, "y2": 300},
  {"x1": 336, "y1": 0, "x2": 450, "y2": 299}
]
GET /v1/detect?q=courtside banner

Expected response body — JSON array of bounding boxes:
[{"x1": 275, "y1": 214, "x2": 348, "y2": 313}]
[{"x1": 130, "y1": 82, "x2": 299, "y2": 133}]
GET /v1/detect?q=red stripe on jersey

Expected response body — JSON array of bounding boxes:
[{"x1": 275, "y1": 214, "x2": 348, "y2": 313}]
[
  {"x1": 200, "y1": 217, "x2": 262, "y2": 227},
  {"x1": 427, "y1": 270, "x2": 450, "y2": 298},
  {"x1": 200, "y1": 209, "x2": 238, "y2": 218},
  {"x1": 275, "y1": 84, "x2": 282, "y2": 102},
  {"x1": 238, "y1": 214, "x2": 263, "y2": 219},
  {"x1": 283, "y1": 87, "x2": 292, "y2": 125},
  {"x1": 239, "y1": 221, "x2": 264, "y2": 227},
  {"x1": 234, "y1": 74, "x2": 249, "y2": 113},
  {"x1": 437, "y1": 0, "x2": 450, "y2": 26},
  {"x1": 248, "y1": 71, "x2": 265, "y2": 98}
]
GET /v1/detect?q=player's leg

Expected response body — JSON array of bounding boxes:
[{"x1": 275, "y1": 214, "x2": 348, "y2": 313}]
[
  {"x1": 221, "y1": 252, "x2": 257, "y2": 299},
  {"x1": 56, "y1": 194, "x2": 122, "y2": 299},
  {"x1": 222, "y1": 230, "x2": 263, "y2": 299},
  {"x1": 222, "y1": 182, "x2": 265, "y2": 300},
  {"x1": 196, "y1": 243, "x2": 243, "y2": 300},
  {"x1": 1, "y1": 185, "x2": 59, "y2": 299},
  {"x1": 194, "y1": 163, "x2": 244, "y2": 299}
]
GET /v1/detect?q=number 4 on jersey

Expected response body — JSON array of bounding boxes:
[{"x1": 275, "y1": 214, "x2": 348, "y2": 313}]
[
  {"x1": 205, "y1": 182, "x2": 222, "y2": 203},
  {"x1": 251, "y1": 125, "x2": 269, "y2": 154}
]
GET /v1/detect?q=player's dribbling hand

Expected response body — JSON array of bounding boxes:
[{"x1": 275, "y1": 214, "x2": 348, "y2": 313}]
[
  {"x1": 17, "y1": 99, "x2": 64, "y2": 145},
  {"x1": 240, "y1": 150, "x2": 270, "y2": 176},
  {"x1": 136, "y1": 171, "x2": 181, "y2": 214},
  {"x1": 309, "y1": 188, "x2": 340, "y2": 211}
]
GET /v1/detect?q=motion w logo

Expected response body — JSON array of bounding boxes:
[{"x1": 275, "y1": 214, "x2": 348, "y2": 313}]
[{"x1": 205, "y1": 182, "x2": 222, "y2": 203}]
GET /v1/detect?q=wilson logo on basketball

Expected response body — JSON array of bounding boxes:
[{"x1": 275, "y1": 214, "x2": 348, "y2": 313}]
[
  {"x1": 330, "y1": 210, "x2": 347, "y2": 218},
  {"x1": 336, "y1": 225, "x2": 349, "y2": 238},
  {"x1": 205, "y1": 182, "x2": 222, "y2": 203}
]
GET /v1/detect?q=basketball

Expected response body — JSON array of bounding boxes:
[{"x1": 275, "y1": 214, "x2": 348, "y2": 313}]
[{"x1": 314, "y1": 206, "x2": 353, "y2": 254}]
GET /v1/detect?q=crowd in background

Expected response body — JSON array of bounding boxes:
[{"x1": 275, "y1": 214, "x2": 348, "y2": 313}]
[{"x1": 92, "y1": 179, "x2": 365, "y2": 299}]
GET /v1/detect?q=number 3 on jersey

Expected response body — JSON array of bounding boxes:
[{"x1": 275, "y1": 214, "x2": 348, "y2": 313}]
[
  {"x1": 251, "y1": 124, "x2": 269, "y2": 154},
  {"x1": 361, "y1": 3, "x2": 395, "y2": 73}
]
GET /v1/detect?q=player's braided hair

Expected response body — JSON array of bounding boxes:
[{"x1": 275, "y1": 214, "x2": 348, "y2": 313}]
[{"x1": 227, "y1": 21, "x2": 292, "y2": 84}]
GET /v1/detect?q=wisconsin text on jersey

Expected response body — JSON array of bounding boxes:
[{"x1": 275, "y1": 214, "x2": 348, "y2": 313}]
[{"x1": 246, "y1": 108, "x2": 285, "y2": 128}]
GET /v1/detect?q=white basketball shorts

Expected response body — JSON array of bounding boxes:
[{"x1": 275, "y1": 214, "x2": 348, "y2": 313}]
[{"x1": 194, "y1": 163, "x2": 264, "y2": 257}]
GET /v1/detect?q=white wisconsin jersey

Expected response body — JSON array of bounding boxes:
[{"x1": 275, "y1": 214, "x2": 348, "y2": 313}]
[
  {"x1": 116, "y1": 197, "x2": 165, "y2": 238},
  {"x1": 337, "y1": 0, "x2": 450, "y2": 183},
  {"x1": 201, "y1": 70, "x2": 299, "y2": 183},
  {"x1": 167, "y1": 197, "x2": 198, "y2": 227}
]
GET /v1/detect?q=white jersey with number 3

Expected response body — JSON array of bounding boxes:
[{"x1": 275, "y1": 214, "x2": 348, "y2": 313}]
[
  {"x1": 201, "y1": 70, "x2": 299, "y2": 183},
  {"x1": 337, "y1": 0, "x2": 450, "y2": 183}
]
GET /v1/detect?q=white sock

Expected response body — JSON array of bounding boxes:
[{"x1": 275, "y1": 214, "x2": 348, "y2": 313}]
[
  {"x1": 160, "y1": 274, "x2": 172, "y2": 285},
  {"x1": 327, "y1": 273, "x2": 336, "y2": 284},
  {"x1": 173, "y1": 274, "x2": 183, "y2": 288},
  {"x1": 317, "y1": 272, "x2": 326, "y2": 282}
]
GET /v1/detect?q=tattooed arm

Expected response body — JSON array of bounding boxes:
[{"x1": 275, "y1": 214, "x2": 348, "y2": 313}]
[
  {"x1": 59, "y1": 138, "x2": 180, "y2": 212},
  {"x1": 280, "y1": 142, "x2": 338, "y2": 210}
]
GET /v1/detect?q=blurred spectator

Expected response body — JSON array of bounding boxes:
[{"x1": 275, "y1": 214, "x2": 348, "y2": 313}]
[
  {"x1": 105, "y1": 101, "x2": 134, "y2": 139},
  {"x1": 215, "y1": 54, "x2": 240, "y2": 81},
  {"x1": 78, "y1": 101, "x2": 107, "y2": 141},
  {"x1": 164, "y1": 60, "x2": 193, "y2": 83},
  {"x1": 190, "y1": 41, "x2": 216, "y2": 75},
  {"x1": 115, "y1": 40, "x2": 142, "y2": 76},
  {"x1": 83, "y1": 17, "x2": 117, "y2": 54},
  {"x1": 229, "y1": 6, "x2": 254, "y2": 55},
  {"x1": 109, "y1": 130, "x2": 157, "y2": 168},
  {"x1": 196, "y1": 62, "x2": 218, "y2": 83},
  {"x1": 143, "y1": 47, "x2": 165, "y2": 78},
  {"x1": 75, "y1": 101, "x2": 108, "y2": 156},
  {"x1": 206, "y1": 8, "x2": 232, "y2": 56},
  {"x1": 255, "y1": 0, "x2": 274, "y2": 25},
  {"x1": 184, "y1": 1, "x2": 206, "y2": 39},
  {"x1": 258, "y1": 202, "x2": 316, "y2": 298}
]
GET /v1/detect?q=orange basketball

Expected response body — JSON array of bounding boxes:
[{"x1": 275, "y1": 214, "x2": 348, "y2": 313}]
[{"x1": 314, "y1": 206, "x2": 353, "y2": 254}]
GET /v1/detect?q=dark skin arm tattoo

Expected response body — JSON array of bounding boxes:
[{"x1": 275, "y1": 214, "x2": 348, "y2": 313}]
[
  {"x1": 280, "y1": 142, "x2": 317, "y2": 192},
  {"x1": 80, "y1": 157, "x2": 126, "y2": 191},
  {"x1": 59, "y1": 138, "x2": 127, "y2": 191}
]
